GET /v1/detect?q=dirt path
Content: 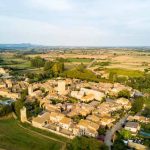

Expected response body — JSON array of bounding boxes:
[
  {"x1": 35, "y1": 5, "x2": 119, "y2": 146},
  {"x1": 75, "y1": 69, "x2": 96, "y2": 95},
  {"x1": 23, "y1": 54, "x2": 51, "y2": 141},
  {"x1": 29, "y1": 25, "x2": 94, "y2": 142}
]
[{"x1": 86, "y1": 58, "x2": 97, "y2": 69}]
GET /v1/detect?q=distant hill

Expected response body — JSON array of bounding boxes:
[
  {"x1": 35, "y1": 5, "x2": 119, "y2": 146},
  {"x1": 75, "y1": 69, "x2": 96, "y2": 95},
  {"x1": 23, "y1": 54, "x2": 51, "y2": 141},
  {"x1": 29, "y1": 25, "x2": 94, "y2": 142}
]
[
  {"x1": 0, "y1": 43, "x2": 150, "y2": 51},
  {"x1": 0, "y1": 43, "x2": 43, "y2": 50}
]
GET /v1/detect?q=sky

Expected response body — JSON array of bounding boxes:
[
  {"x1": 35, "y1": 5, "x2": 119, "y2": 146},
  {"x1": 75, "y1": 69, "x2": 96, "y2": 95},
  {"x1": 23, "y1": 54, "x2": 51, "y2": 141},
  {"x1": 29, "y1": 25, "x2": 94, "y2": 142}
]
[{"x1": 0, "y1": 0, "x2": 150, "y2": 46}]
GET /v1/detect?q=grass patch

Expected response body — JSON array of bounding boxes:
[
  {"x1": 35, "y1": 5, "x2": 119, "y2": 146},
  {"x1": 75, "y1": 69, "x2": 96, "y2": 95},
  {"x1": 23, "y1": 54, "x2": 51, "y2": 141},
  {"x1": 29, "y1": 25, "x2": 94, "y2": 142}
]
[
  {"x1": 67, "y1": 58, "x2": 93, "y2": 62},
  {"x1": 0, "y1": 55, "x2": 31, "y2": 70},
  {"x1": 58, "y1": 58, "x2": 93, "y2": 63},
  {"x1": 105, "y1": 68, "x2": 144, "y2": 77},
  {"x1": 0, "y1": 54, "x2": 44, "y2": 76},
  {"x1": 8, "y1": 61, "x2": 31, "y2": 69},
  {"x1": 22, "y1": 123, "x2": 70, "y2": 143},
  {"x1": 0, "y1": 118, "x2": 63, "y2": 150},
  {"x1": 92, "y1": 61, "x2": 111, "y2": 67}
]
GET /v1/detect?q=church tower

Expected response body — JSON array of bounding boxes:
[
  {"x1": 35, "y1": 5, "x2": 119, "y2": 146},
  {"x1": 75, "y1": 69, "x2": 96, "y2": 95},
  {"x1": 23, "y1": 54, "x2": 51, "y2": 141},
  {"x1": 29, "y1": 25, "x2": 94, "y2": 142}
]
[
  {"x1": 20, "y1": 106, "x2": 27, "y2": 123},
  {"x1": 57, "y1": 80, "x2": 66, "y2": 95},
  {"x1": 28, "y1": 85, "x2": 33, "y2": 96}
]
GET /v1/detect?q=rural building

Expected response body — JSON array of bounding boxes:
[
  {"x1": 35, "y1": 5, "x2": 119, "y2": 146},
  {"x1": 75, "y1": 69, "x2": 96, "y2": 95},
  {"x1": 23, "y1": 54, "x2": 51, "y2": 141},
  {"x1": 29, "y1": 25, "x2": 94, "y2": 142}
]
[{"x1": 125, "y1": 122, "x2": 140, "y2": 134}]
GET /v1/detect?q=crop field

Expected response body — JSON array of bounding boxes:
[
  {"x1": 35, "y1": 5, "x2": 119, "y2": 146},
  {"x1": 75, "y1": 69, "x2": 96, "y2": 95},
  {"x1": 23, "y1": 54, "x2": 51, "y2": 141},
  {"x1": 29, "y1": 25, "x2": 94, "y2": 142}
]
[
  {"x1": 107, "y1": 55, "x2": 150, "y2": 71},
  {"x1": 0, "y1": 53, "x2": 44, "y2": 76},
  {"x1": 26, "y1": 50, "x2": 150, "y2": 72},
  {"x1": 63, "y1": 58, "x2": 93, "y2": 62},
  {"x1": 0, "y1": 53, "x2": 31, "y2": 69},
  {"x1": 1, "y1": 50, "x2": 150, "y2": 77},
  {"x1": 104, "y1": 68, "x2": 144, "y2": 78}
]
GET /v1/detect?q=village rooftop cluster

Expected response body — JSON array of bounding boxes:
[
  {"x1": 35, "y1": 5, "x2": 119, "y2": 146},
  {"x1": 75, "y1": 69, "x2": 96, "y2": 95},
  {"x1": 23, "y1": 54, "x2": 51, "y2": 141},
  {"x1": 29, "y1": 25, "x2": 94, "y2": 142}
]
[{"x1": 1, "y1": 67, "x2": 149, "y2": 141}]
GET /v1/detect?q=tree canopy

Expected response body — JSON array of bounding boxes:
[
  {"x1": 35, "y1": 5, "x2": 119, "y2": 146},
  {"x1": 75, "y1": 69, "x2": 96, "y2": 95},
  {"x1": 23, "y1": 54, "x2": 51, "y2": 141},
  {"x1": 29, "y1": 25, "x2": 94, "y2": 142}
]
[
  {"x1": 67, "y1": 136, "x2": 108, "y2": 150},
  {"x1": 30, "y1": 56, "x2": 46, "y2": 68},
  {"x1": 14, "y1": 89, "x2": 28, "y2": 118},
  {"x1": 119, "y1": 129, "x2": 132, "y2": 140},
  {"x1": 131, "y1": 97, "x2": 144, "y2": 113},
  {"x1": 118, "y1": 89, "x2": 130, "y2": 99},
  {"x1": 112, "y1": 139, "x2": 127, "y2": 150}
]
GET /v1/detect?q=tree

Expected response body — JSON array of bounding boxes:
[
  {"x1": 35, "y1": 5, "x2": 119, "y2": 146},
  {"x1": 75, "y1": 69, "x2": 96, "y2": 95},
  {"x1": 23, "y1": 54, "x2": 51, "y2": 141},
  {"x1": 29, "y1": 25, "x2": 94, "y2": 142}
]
[
  {"x1": 116, "y1": 77, "x2": 127, "y2": 84},
  {"x1": 131, "y1": 97, "x2": 144, "y2": 113},
  {"x1": 77, "y1": 63, "x2": 85, "y2": 72},
  {"x1": 44, "y1": 61, "x2": 53, "y2": 71},
  {"x1": 72, "y1": 115, "x2": 84, "y2": 123},
  {"x1": 98, "y1": 127, "x2": 106, "y2": 135},
  {"x1": 112, "y1": 139, "x2": 127, "y2": 150},
  {"x1": 0, "y1": 104, "x2": 13, "y2": 117},
  {"x1": 67, "y1": 137, "x2": 108, "y2": 150},
  {"x1": 142, "y1": 107, "x2": 150, "y2": 117},
  {"x1": 30, "y1": 56, "x2": 45, "y2": 68},
  {"x1": 20, "y1": 89, "x2": 28, "y2": 100},
  {"x1": 118, "y1": 89, "x2": 130, "y2": 99},
  {"x1": 62, "y1": 67, "x2": 101, "y2": 82},
  {"x1": 119, "y1": 129, "x2": 132, "y2": 140},
  {"x1": 144, "y1": 69, "x2": 149, "y2": 73},
  {"x1": 14, "y1": 99, "x2": 24, "y2": 118},
  {"x1": 24, "y1": 100, "x2": 42, "y2": 117},
  {"x1": 127, "y1": 74, "x2": 150, "y2": 93},
  {"x1": 14, "y1": 89, "x2": 28, "y2": 118},
  {"x1": 141, "y1": 123, "x2": 150, "y2": 133},
  {"x1": 51, "y1": 62, "x2": 64, "y2": 77}
]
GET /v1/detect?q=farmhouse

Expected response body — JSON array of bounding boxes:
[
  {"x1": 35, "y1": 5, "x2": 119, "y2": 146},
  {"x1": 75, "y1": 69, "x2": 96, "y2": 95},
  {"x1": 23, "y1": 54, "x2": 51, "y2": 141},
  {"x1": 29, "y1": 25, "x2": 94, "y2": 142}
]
[{"x1": 125, "y1": 122, "x2": 140, "y2": 134}]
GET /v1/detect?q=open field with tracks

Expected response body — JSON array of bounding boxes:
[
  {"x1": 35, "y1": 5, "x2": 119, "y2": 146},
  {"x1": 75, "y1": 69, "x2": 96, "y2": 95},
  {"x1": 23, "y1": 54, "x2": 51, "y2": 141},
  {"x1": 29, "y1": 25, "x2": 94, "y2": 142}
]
[{"x1": 0, "y1": 118, "x2": 68, "y2": 150}]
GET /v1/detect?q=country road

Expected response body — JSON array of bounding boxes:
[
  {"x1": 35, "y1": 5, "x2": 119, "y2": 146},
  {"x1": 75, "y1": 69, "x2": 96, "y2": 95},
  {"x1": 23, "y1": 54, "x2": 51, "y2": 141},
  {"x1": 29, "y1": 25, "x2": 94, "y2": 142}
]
[
  {"x1": 104, "y1": 114, "x2": 129, "y2": 150},
  {"x1": 86, "y1": 58, "x2": 97, "y2": 69}
]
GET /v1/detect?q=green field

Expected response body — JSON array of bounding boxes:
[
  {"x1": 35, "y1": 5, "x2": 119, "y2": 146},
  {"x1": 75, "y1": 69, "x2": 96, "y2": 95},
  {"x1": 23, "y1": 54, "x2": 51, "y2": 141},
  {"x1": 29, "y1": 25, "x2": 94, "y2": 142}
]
[
  {"x1": 0, "y1": 54, "x2": 44, "y2": 76},
  {"x1": 92, "y1": 61, "x2": 111, "y2": 67},
  {"x1": 22, "y1": 122, "x2": 70, "y2": 143},
  {"x1": 105, "y1": 68, "x2": 144, "y2": 77},
  {"x1": 0, "y1": 55, "x2": 31, "y2": 70},
  {"x1": 0, "y1": 118, "x2": 65, "y2": 150},
  {"x1": 63, "y1": 58, "x2": 93, "y2": 63}
]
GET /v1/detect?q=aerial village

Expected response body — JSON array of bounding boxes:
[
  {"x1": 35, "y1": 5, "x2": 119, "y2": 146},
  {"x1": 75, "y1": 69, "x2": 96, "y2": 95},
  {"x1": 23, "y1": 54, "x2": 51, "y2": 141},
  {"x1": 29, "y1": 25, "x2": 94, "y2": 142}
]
[{"x1": 0, "y1": 66, "x2": 150, "y2": 149}]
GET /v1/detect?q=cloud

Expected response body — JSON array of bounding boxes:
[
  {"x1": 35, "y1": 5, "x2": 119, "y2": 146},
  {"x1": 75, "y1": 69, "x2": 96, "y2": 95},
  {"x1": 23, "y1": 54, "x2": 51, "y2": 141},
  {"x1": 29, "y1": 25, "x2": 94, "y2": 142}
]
[
  {"x1": 0, "y1": 15, "x2": 111, "y2": 46},
  {"x1": 28, "y1": 0, "x2": 72, "y2": 11},
  {"x1": 0, "y1": 0, "x2": 150, "y2": 46}
]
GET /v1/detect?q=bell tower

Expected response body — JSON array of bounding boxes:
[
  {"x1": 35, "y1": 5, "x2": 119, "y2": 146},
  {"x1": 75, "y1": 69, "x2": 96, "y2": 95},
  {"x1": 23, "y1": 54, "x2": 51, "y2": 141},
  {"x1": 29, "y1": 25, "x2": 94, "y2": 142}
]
[{"x1": 20, "y1": 106, "x2": 27, "y2": 123}]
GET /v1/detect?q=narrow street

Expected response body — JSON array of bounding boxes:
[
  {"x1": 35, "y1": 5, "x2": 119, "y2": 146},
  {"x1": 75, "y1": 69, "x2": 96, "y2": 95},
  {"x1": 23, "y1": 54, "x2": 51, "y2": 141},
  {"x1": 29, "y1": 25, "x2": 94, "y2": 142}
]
[{"x1": 104, "y1": 114, "x2": 129, "y2": 150}]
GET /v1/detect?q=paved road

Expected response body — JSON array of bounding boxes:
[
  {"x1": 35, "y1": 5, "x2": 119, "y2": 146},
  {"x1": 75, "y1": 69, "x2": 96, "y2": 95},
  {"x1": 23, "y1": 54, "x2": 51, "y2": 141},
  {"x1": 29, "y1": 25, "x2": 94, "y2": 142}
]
[{"x1": 104, "y1": 114, "x2": 129, "y2": 150}]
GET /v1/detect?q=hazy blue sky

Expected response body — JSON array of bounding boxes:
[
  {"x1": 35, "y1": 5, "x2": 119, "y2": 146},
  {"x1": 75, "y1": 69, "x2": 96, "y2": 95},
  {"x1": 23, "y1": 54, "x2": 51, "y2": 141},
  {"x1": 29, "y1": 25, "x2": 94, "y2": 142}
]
[{"x1": 0, "y1": 0, "x2": 150, "y2": 46}]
